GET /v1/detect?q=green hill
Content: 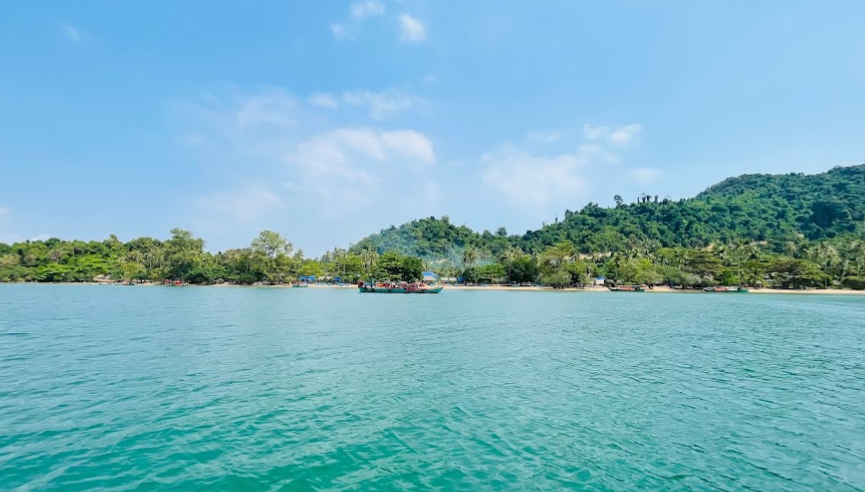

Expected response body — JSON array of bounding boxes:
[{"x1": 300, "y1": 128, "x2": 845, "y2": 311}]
[{"x1": 351, "y1": 164, "x2": 865, "y2": 259}]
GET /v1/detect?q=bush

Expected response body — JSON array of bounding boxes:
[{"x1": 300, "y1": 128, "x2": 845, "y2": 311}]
[{"x1": 843, "y1": 277, "x2": 865, "y2": 290}]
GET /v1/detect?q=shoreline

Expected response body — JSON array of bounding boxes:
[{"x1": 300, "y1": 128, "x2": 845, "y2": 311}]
[{"x1": 2, "y1": 282, "x2": 864, "y2": 295}]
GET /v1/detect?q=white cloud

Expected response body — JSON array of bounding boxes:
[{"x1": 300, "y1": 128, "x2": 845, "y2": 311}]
[
  {"x1": 483, "y1": 124, "x2": 646, "y2": 208},
  {"x1": 285, "y1": 128, "x2": 435, "y2": 216},
  {"x1": 578, "y1": 143, "x2": 619, "y2": 164},
  {"x1": 330, "y1": 23, "x2": 352, "y2": 41},
  {"x1": 482, "y1": 146, "x2": 586, "y2": 208},
  {"x1": 583, "y1": 123, "x2": 642, "y2": 147},
  {"x1": 177, "y1": 87, "x2": 437, "y2": 225},
  {"x1": 31, "y1": 234, "x2": 52, "y2": 242},
  {"x1": 351, "y1": 0, "x2": 384, "y2": 19},
  {"x1": 422, "y1": 74, "x2": 438, "y2": 84},
  {"x1": 308, "y1": 92, "x2": 339, "y2": 109},
  {"x1": 398, "y1": 14, "x2": 426, "y2": 43},
  {"x1": 582, "y1": 124, "x2": 608, "y2": 141},
  {"x1": 629, "y1": 167, "x2": 661, "y2": 184},
  {"x1": 342, "y1": 89, "x2": 425, "y2": 119},
  {"x1": 235, "y1": 90, "x2": 297, "y2": 130},
  {"x1": 195, "y1": 185, "x2": 286, "y2": 222},
  {"x1": 62, "y1": 24, "x2": 89, "y2": 42},
  {"x1": 609, "y1": 124, "x2": 642, "y2": 147},
  {"x1": 527, "y1": 130, "x2": 561, "y2": 144},
  {"x1": 0, "y1": 207, "x2": 8, "y2": 217},
  {"x1": 380, "y1": 129, "x2": 435, "y2": 163}
]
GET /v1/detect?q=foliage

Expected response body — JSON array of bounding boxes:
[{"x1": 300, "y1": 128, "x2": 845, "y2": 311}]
[{"x1": 2, "y1": 165, "x2": 865, "y2": 290}]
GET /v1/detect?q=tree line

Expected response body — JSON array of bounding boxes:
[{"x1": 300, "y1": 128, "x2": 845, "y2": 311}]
[
  {"x1": 0, "y1": 229, "x2": 426, "y2": 285},
  {"x1": 1, "y1": 229, "x2": 864, "y2": 289}
]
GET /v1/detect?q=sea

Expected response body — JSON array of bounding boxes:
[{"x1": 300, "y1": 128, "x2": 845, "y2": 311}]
[{"x1": 1, "y1": 285, "x2": 864, "y2": 491}]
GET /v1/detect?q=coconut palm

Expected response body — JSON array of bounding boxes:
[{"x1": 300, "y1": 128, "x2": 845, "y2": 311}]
[
  {"x1": 462, "y1": 245, "x2": 479, "y2": 271},
  {"x1": 499, "y1": 246, "x2": 523, "y2": 282},
  {"x1": 362, "y1": 247, "x2": 378, "y2": 278}
]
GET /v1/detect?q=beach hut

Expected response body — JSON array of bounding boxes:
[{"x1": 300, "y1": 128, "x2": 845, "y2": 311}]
[{"x1": 421, "y1": 271, "x2": 439, "y2": 284}]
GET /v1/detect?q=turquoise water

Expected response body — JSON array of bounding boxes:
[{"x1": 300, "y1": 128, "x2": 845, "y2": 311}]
[{"x1": 1, "y1": 285, "x2": 864, "y2": 491}]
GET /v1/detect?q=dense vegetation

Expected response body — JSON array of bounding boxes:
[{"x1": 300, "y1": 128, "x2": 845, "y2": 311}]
[
  {"x1": 0, "y1": 229, "x2": 424, "y2": 285},
  {"x1": 2, "y1": 165, "x2": 864, "y2": 289},
  {"x1": 350, "y1": 164, "x2": 865, "y2": 289}
]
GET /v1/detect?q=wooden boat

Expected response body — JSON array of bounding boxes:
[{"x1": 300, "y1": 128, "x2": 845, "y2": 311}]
[
  {"x1": 704, "y1": 286, "x2": 749, "y2": 293},
  {"x1": 359, "y1": 282, "x2": 443, "y2": 294},
  {"x1": 608, "y1": 285, "x2": 645, "y2": 292},
  {"x1": 292, "y1": 283, "x2": 309, "y2": 288}
]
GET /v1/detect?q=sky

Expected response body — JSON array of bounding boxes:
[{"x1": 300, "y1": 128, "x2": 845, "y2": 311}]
[{"x1": 1, "y1": 1, "x2": 864, "y2": 255}]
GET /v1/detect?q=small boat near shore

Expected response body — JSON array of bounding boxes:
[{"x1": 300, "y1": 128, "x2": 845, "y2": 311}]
[
  {"x1": 704, "y1": 286, "x2": 749, "y2": 293},
  {"x1": 608, "y1": 285, "x2": 645, "y2": 292},
  {"x1": 358, "y1": 281, "x2": 443, "y2": 294}
]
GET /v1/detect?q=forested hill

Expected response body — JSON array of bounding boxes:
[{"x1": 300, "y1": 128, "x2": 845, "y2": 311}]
[{"x1": 350, "y1": 164, "x2": 865, "y2": 259}]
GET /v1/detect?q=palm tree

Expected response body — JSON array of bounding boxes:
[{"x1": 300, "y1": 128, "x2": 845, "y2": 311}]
[
  {"x1": 362, "y1": 247, "x2": 378, "y2": 279},
  {"x1": 462, "y1": 245, "x2": 479, "y2": 271},
  {"x1": 499, "y1": 246, "x2": 523, "y2": 282},
  {"x1": 807, "y1": 242, "x2": 841, "y2": 288}
]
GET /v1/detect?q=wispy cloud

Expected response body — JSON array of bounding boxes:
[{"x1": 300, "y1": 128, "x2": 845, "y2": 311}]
[
  {"x1": 32, "y1": 233, "x2": 53, "y2": 242},
  {"x1": 0, "y1": 206, "x2": 8, "y2": 217},
  {"x1": 482, "y1": 146, "x2": 587, "y2": 209},
  {"x1": 62, "y1": 24, "x2": 90, "y2": 42},
  {"x1": 195, "y1": 185, "x2": 286, "y2": 222},
  {"x1": 398, "y1": 14, "x2": 426, "y2": 43},
  {"x1": 583, "y1": 123, "x2": 642, "y2": 147},
  {"x1": 176, "y1": 86, "x2": 436, "y2": 222},
  {"x1": 285, "y1": 128, "x2": 435, "y2": 217},
  {"x1": 351, "y1": 0, "x2": 384, "y2": 19},
  {"x1": 308, "y1": 92, "x2": 339, "y2": 109},
  {"x1": 629, "y1": 167, "x2": 661, "y2": 184},
  {"x1": 527, "y1": 130, "x2": 561, "y2": 144},
  {"x1": 609, "y1": 124, "x2": 642, "y2": 147},
  {"x1": 483, "y1": 124, "x2": 644, "y2": 209},
  {"x1": 330, "y1": 23, "x2": 352, "y2": 41},
  {"x1": 342, "y1": 89, "x2": 426, "y2": 119}
]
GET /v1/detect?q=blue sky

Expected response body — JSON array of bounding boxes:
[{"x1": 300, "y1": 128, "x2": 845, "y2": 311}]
[{"x1": 1, "y1": 1, "x2": 864, "y2": 254}]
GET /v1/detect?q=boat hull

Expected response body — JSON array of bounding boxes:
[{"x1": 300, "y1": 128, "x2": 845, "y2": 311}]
[
  {"x1": 608, "y1": 287, "x2": 645, "y2": 292},
  {"x1": 704, "y1": 287, "x2": 749, "y2": 293},
  {"x1": 359, "y1": 286, "x2": 443, "y2": 294}
]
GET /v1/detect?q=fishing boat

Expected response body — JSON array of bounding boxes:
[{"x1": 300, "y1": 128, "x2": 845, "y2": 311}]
[
  {"x1": 704, "y1": 286, "x2": 749, "y2": 293},
  {"x1": 608, "y1": 285, "x2": 645, "y2": 292},
  {"x1": 291, "y1": 282, "x2": 309, "y2": 288},
  {"x1": 358, "y1": 281, "x2": 443, "y2": 294}
]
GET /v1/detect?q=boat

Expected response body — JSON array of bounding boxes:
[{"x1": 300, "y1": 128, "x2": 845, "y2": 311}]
[
  {"x1": 165, "y1": 279, "x2": 188, "y2": 286},
  {"x1": 704, "y1": 286, "x2": 749, "y2": 293},
  {"x1": 358, "y1": 281, "x2": 443, "y2": 294},
  {"x1": 608, "y1": 285, "x2": 645, "y2": 292},
  {"x1": 292, "y1": 282, "x2": 309, "y2": 288}
]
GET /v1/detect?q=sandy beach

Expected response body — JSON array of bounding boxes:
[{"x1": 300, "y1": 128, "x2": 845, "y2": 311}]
[{"x1": 7, "y1": 282, "x2": 864, "y2": 295}]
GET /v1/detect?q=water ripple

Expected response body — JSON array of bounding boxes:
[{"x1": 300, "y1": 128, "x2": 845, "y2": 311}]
[{"x1": 1, "y1": 285, "x2": 865, "y2": 491}]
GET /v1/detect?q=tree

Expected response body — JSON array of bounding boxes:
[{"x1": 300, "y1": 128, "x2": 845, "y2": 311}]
[
  {"x1": 499, "y1": 246, "x2": 524, "y2": 282},
  {"x1": 496, "y1": 227, "x2": 508, "y2": 237},
  {"x1": 251, "y1": 230, "x2": 293, "y2": 259},
  {"x1": 509, "y1": 256, "x2": 539, "y2": 284},
  {"x1": 462, "y1": 245, "x2": 479, "y2": 272},
  {"x1": 614, "y1": 195, "x2": 624, "y2": 208},
  {"x1": 401, "y1": 256, "x2": 424, "y2": 282},
  {"x1": 362, "y1": 247, "x2": 379, "y2": 279}
]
